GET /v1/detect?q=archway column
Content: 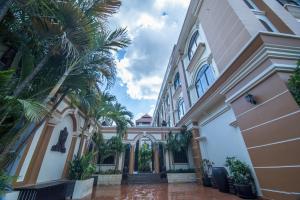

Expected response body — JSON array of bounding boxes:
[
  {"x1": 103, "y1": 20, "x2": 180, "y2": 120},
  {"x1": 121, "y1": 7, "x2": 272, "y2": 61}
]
[
  {"x1": 190, "y1": 122, "x2": 203, "y2": 184},
  {"x1": 154, "y1": 145, "x2": 160, "y2": 173},
  {"x1": 129, "y1": 144, "x2": 135, "y2": 175}
]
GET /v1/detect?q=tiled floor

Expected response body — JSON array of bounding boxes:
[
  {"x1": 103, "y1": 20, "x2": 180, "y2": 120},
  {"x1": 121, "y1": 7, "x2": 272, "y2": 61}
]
[{"x1": 84, "y1": 183, "x2": 241, "y2": 200}]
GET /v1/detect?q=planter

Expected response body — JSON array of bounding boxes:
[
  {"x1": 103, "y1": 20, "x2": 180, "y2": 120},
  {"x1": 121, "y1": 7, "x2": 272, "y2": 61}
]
[
  {"x1": 235, "y1": 184, "x2": 256, "y2": 199},
  {"x1": 96, "y1": 174, "x2": 122, "y2": 185},
  {"x1": 0, "y1": 191, "x2": 19, "y2": 200},
  {"x1": 72, "y1": 178, "x2": 94, "y2": 199},
  {"x1": 202, "y1": 176, "x2": 212, "y2": 187},
  {"x1": 167, "y1": 173, "x2": 196, "y2": 183},
  {"x1": 212, "y1": 167, "x2": 229, "y2": 193}
]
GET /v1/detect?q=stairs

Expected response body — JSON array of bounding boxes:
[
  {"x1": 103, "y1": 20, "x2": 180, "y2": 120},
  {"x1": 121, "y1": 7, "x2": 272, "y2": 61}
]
[{"x1": 124, "y1": 173, "x2": 167, "y2": 184}]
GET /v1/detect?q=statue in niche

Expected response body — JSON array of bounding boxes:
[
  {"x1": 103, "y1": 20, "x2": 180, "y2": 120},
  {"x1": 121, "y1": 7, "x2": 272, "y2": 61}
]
[{"x1": 51, "y1": 127, "x2": 68, "y2": 153}]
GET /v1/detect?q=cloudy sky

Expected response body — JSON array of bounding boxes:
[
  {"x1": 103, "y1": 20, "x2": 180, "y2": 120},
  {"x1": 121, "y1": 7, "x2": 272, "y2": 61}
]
[{"x1": 110, "y1": 0, "x2": 190, "y2": 121}]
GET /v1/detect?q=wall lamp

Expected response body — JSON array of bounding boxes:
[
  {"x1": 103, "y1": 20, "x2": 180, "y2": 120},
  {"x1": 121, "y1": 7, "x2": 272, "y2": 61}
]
[{"x1": 245, "y1": 93, "x2": 257, "y2": 105}]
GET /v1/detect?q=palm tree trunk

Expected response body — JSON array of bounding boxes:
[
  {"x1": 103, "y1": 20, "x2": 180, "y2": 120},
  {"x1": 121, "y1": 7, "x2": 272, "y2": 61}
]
[
  {"x1": 0, "y1": 0, "x2": 12, "y2": 22},
  {"x1": 13, "y1": 53, "x2": 51, "y2": 97}
]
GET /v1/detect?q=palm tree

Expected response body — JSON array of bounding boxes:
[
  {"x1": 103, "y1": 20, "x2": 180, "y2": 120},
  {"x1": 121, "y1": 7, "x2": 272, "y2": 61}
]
[{"x1": 0, "y1": 0, "x2": 130, "y2": 169}]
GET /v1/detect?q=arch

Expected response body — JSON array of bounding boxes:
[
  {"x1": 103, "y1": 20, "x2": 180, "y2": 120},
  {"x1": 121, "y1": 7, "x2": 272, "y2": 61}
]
[
  {"x1": 187, "y1": 30, "x2": 200, "y2": 60},
  {"x1": 193, "y1": 63, "x2": 215, "y2": 98},
  {"x1": 59, "y1": 107, "x2": 78, "y2": 132},
  {"x1": 132, "y1": 133, "x2": 157, "y2": 145}
]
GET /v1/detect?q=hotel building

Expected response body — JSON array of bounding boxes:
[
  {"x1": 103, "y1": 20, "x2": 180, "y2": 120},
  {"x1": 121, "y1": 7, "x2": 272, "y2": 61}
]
[{"x1": 152, "y1": 0, "x2": 300, "y2": 199}]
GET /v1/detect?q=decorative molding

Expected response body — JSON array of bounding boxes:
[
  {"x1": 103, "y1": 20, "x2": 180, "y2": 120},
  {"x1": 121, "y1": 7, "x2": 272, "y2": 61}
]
[
  {"x1": 225, "y1": 64, "x2": 295, "y2": 103},
  {"x1": 200, "y1": 105, "x2": 231, "y2": 127},
  {"x1": 220, "y1": 45, "x2": 300, "y2": 96}
]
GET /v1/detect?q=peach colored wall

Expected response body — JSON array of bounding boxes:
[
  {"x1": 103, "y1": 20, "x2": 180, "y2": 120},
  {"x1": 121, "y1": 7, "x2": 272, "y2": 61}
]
[{"x1": 228, "y1": 71, "x2": 300, "y2": 200}]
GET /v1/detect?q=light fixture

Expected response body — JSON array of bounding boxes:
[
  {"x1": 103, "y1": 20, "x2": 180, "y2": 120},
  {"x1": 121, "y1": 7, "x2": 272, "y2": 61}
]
[{"x1": 245, "y1": 93, "x2": 257, "y2": 105}]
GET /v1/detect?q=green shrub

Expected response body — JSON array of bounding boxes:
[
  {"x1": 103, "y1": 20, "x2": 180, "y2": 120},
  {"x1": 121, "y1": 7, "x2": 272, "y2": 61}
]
[
  {"x1": 97, "y1": 169, "x2": 121, "y2": 175},
  {"x1": 225, "y1": 157, "x2": 253, "y2": 185},
  {"x1": 0, "y1": 170, "x2": 14, "y2": 196},
  {"x1": 288, "y1": 61, "x2": 300, "y2": 105},
  {"x1": 68, "y1": 153, "x2": 96, "y2": 180},
  {"x1": 166, "y1": 168, "x2": 195, "y2": 173}
]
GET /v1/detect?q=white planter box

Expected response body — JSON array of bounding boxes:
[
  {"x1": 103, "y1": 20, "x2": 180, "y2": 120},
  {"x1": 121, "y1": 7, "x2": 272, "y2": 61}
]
[
  {"x1": 96, "y1": 174, "x2": 122, "y2": 185},
  {"x1": 167, "y1": 173, "x2": 196, "y2": 183},
  {"x1": 72, "y1": 178, "x2": 94, "y2": 199},
  {"x1": 1, "y1": 191, "x2": 19, "y2": 200}
]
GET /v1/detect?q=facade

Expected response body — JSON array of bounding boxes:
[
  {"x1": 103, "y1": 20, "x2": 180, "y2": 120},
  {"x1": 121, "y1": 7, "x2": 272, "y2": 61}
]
[{"x1": 152, "y1": 0, "x2": 300, "y2": 200}]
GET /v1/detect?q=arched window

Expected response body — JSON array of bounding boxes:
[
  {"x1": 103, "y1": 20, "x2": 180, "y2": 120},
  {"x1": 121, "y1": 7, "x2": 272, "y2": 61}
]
[
  {"x1": 177, "y1": 98, "x2": 185, "y2": 120},
  {"x1": 188, "y1": 31, "x2": 200, "y2": 60},
  {"x1": 276, "y1": 0, "x2": 300, "y2": 6},
  {"x1": 257, "y1": 15, "x2": 276, "y2": 32},
  {"x1": 173, "y1": 72, "x2": 181, "y2": 90},
  {"x1": 195, "y1": 64, "x2": 215, "y2": 98}
]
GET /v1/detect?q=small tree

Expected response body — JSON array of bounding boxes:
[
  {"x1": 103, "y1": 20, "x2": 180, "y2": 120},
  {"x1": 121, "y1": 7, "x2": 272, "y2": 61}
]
[
  {"x1": 68, "y1": 152, "x2": 96, "y2": 180},
  {"x1": 288, "y1": 61, "x2": 300, "y2": 105},
  {"x1": 138, "y1": 143, "x2": 152, "y2": 172},
  {"x1": 107, "y1": 136, "x2": 124, "y2": 171}
]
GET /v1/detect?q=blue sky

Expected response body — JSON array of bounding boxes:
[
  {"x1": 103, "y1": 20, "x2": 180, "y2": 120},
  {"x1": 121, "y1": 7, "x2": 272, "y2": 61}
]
[{"x1": 110, "y1": 0, "x2": 190, "y2": 121}]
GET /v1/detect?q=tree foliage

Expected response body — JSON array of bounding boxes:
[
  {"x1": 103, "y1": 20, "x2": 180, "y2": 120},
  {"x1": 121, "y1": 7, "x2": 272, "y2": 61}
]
[
  {"x1": 288, "y1": 61, "x2": 300, "y2": 106},
  {"x1": 138, "y1": 143, "x2": 152, "y2": 172}
]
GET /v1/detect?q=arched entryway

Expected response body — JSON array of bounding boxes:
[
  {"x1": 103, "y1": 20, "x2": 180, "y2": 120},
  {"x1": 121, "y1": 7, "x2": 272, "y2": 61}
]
[{"x1": 126, "y1": 133, "x2": 161, "y2": 174}]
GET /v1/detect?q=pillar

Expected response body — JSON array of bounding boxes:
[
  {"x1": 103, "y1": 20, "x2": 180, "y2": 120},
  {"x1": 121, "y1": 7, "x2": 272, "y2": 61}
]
[
  {"x1": 154, "y1": 146, "x2": 160, "y2": 173},
  {"x1": 190, "y1": 122, "x2": 203, "y2": 184},
  {"x1": 62, "y1": 135, "x2": 77, "y2": 178},
  {"x1": 129, "y1": 144, "x2": 135, "y2": 175},
  {"x1": 23, "y1": 121, "x2": 56, "y2": 184}
]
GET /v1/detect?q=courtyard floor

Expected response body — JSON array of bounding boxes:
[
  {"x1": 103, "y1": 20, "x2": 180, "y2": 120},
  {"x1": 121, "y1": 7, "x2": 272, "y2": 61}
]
[{"x1": 84, "y1": 183, "x2": 241, "y2": 200}]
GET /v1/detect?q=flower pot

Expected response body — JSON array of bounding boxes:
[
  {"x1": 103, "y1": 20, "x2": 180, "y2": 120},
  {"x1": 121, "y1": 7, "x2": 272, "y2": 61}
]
[
  {"x1": 234, "y1": 184, "x2": 256, "y2": 199},
  {"x1": 202, "y1": 176, "x2": 212, "y2": 187},
  {"x1": 212, "y1": 167, "x2": 229, "y2": 193},
  {"x1": 72, "y1": 178, "x2": 94, "y2": 199}
]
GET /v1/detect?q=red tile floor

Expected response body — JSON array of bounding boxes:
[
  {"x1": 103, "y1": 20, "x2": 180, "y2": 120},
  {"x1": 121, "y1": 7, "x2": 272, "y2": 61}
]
[{"x1": 83, "y1": 183, "x2": 242, "y2": 200}]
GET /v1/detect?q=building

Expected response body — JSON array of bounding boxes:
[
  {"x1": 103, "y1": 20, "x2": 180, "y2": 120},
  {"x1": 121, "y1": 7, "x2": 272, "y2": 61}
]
[
  {"x1": 135, "y1": 114, "x2": 153, "y2": 126},
  {"x1": 152, "y1": 0, "x2": 300, "y2": 199}
]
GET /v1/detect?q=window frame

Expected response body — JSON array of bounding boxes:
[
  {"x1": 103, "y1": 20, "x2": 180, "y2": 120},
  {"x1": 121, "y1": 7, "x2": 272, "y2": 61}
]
[
  {"x1": 177, "y1": 98, "x2": 185, "y2": 120},
  {"x1": 188, "y1": 31, "x2": 200, "y2": 61},
  {"x1": 173, "y1": 72, "x2": 181, "y2": 90},
  {"x1": 195, "y1": 64, "x2": 215, "y2": 98},
  {"x1": 173, "y1": 149, "x2": 188, "y2": 164}
]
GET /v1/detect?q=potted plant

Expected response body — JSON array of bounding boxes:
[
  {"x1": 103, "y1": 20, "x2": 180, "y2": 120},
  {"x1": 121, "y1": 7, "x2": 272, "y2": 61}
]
[
  {"x1": 201, "y1": 159, "x2": 214, "y2": 187},
  {"x1": 68, "y1": 153, "x2": 96, "y2": 199},
  {"x1": 225, "y1": 157, "x2": 256, "y2": 199}
]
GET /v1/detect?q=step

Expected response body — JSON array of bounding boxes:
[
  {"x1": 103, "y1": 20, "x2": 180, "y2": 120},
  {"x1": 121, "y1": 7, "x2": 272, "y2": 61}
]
[{"x1": 124, "y1": 173, "x2": 167, "y2": 184}]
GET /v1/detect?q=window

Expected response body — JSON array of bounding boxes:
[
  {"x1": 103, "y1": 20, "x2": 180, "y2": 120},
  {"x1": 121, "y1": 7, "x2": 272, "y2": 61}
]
[
  {"x1": 243, "y1": 0, "x2": 256, "y2": 9},
  {"x1": 188, "y1": 31, "x2": 200, "y2": 60},
  {"x1": 276, "y1": 0, "x2": 300, "y2": 6},
  {"x1": 177, "y1": 98, "x2": 185, "y2": 120},
  {"x1": 173, "y1": 72, "x2": 181, "y2": 90},
  {"x1": 257, "y1": 15, "x2": 277, "y2": 32},
  {"x1": 173, "y1": 149, "x2": 188, "y2": 163},
  {"x1": 103, "y1": 155, "x2": 115, "y2": 164},
  {"x1": 98, "y1": 154, "x2": 115, "y2": 164},
  {"x1": 195, "y1": 64, "x2": 215, "y2": 98},
  {"x1": 259, "y1": 19, "x2": 274, "y2": 32}
]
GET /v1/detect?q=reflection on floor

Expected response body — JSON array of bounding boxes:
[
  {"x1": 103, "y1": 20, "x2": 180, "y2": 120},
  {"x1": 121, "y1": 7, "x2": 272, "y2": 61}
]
[{"x1": 82, "y1": 183, "x2": 241, "y2": 200}]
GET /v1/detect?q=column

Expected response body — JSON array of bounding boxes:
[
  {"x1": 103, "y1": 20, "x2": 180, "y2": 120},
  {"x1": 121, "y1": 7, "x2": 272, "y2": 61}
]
[
  {"x1": 154, "y1": 146, "x2": 160, "y2": 173},
  {"x1": 190, "y1": 122, "x2": 203, "y2": 184},
  {"x1": 24, "y1": 121, "x2": 56, "y2": 184},
  {"x1": 128, "y1": 144, "x2": 135, "y2": 175},
  {"x1": 62, "y1": 136, "x2": 77, "y2": 178}
]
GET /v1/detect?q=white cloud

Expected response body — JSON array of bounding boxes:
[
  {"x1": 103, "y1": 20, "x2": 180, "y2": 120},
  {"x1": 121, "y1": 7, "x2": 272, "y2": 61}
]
[{"x1": 112, "y1": 0, "x2": 190, "y2": 100}]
